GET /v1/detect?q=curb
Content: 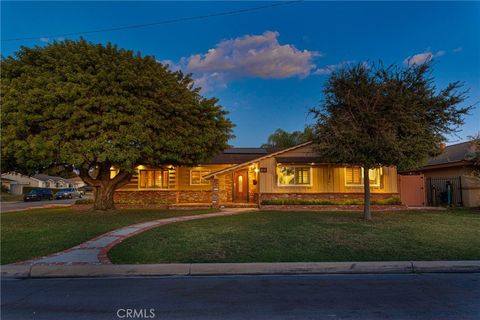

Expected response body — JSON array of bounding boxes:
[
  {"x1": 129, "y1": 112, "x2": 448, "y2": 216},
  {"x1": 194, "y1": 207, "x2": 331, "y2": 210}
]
[{"x1": 2, "y1": 261, "x2": 479, "y2": 279}]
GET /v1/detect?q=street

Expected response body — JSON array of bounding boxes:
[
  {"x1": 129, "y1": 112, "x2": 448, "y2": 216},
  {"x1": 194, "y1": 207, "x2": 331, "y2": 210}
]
[
  {"x1": 2, "y1": 273, "x2": 479, "y2": 320},
  {"x1": 1, "y1": 196, "x2": 91, "y2": 212}
]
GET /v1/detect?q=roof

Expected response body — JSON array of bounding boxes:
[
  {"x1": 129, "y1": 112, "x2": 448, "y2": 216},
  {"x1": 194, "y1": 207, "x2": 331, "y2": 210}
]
[
  {"x1": 32, "y1": 174, "x2": 74, "y2": 183},
  {"x1": 204, "y1": 147, "x2": 283, "y2": 164},
  {"x1": 423, "y1": 141, "x2": 477, "y2": 168},
  {"x1": 276, "y1": 156, "x2": 325, "y2": 164},
  {"x1": 204, "y1": 141, "x2": 314, "y2": 178}
]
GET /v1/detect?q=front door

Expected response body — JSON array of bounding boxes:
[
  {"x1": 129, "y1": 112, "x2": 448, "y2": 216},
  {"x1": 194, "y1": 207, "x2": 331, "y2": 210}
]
[{"x1": 233, "y1": 170, "x2": 248, "y2": 202}]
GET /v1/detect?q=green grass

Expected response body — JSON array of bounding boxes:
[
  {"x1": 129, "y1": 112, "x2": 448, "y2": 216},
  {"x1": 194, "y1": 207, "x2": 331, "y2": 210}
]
[
  {"x1": 0, "y1": 208, "x2": 216, "y2": 264},
  {"x1": 109, "y1": 209, "x2": 480, "y2": 264}
]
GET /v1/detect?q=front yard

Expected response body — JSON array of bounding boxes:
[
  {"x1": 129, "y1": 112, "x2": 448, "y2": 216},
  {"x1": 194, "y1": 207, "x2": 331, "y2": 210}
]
[
  {"x1": 0, "y1": 208, "x2": 216, "y2": 264},
  {"x1": 109, "y1": 209, "x2": 480, "y2": 263}
]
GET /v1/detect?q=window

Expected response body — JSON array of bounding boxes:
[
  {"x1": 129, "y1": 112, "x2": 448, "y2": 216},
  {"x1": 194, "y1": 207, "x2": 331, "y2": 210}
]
[
  {"x1": 190, "y1": 170, "x2": 210, "y2": 185},
  {"x1": 277, "y1": 166, "x2": 311, "y2": 186},
  {"x1": 139, "y1": 170, "x2": 169, "y2": 189},
  {"x1": 345, "y1": 167, "x2": 382, "y2": 187}
]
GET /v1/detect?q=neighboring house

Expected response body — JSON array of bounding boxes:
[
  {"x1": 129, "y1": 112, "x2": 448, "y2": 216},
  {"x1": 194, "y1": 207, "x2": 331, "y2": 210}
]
[
  {"x1": 67, "y1": 176, "x2": 86, "y2": 188},
  {"x1": 115, "y1": 141, "x2": 399, "y2": 206},
  {"x1": 401, "y1": 140, "x2": 480, "y2": 207},
  {"x1": 0, "y1": 172, "x2": 82, "y2": 194},
  {"x1": 32, "y1": 174, "x2": 79, "y2": 189}
]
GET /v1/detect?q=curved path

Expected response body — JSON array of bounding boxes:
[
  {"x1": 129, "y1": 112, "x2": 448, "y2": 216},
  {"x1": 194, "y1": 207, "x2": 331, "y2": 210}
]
[{"x1": 15, "y1": 208, "x2": 257, "y2": 266}]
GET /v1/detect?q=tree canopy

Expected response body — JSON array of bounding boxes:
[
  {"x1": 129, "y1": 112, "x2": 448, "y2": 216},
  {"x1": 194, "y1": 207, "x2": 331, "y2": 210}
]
[
  {"x1": 1, "y1": 39, "x2": 234, "y2": 210},
  {"x1": 261, "y1": 126, "x2": 314, "y2": 149},
  {"x1": 311, "y1": 62, "x2": 470, "y2": 219}
]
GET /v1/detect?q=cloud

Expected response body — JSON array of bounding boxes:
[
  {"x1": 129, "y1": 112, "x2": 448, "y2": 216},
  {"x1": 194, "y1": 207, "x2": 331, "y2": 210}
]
[
  {"x1": 39, "y1": 37, "x2": 50, "y2": 43},
  {"x1": 313, "y1": 60, "x2": 356, "y2": 75},
  {"x1": 453, "y1": 47, "x2": 463, "y2": 53},
  {"x1": 404, "y1": 50, "x2": 445, "y2": 66},
  {"x1": 180, "y1": 31, "x2": 319, "y2": 91}
]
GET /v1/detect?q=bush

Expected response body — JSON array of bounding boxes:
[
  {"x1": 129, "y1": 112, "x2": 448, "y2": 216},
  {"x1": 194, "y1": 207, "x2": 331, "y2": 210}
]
[
  {"x1": 75, "y1": 198, "x2": 94, "y2": 204},
  {"x1": 261, "y1": 196, "x2": 401, "y2": 206},
  {"x1": 114, "y1": 199, "x2": 172, "y2": 205}
]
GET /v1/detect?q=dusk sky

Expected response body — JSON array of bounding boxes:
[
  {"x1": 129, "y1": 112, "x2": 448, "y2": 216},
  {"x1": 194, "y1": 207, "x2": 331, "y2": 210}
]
[{"x1": 2, "y1": 1, "x2": 479, "y2": 147}]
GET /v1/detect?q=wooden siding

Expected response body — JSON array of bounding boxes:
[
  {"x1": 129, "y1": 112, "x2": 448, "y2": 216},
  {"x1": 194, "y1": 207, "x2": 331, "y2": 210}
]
[
  {"x1": 117, "y1": 164, "x2": 233, "y2": 191},
  {"x1": 257, "y1": 143, "x2": 398, "y2": 194}
]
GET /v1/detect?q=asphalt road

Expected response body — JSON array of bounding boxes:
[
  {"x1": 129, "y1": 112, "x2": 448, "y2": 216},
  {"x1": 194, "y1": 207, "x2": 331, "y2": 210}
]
[
  {"x1": 2, "y1": 273, "x2": 479, "y2": 320},
  {"x1": 1, "y1": 196, "x2": 91, "y2": 212}
]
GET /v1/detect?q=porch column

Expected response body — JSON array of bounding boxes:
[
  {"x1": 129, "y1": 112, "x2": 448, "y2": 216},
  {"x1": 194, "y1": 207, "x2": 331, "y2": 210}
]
[{"x1": 212, "y1": 177, "x2": 220, "y2": 208}]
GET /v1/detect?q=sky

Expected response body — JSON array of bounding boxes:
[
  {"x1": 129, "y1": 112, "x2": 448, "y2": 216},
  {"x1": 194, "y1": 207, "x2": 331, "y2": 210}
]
[{"x1": 2, "y1": 1, "x2": 479, "y2": 147}]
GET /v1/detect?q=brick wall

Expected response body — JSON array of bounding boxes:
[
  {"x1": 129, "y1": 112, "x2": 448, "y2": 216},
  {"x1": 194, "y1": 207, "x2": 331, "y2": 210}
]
[
  {"x1": 115, "y1": 190, "x2": 213, "y2": 204},
  {"x1": 260, "y1": 192, "x2": 399, "y2": 202},
  {"x1": 178, "y1": 190, "x2": 212, "y2": 203},
  {"x1": 115, "y1": 190, "x2": 177, "y2": 204}
]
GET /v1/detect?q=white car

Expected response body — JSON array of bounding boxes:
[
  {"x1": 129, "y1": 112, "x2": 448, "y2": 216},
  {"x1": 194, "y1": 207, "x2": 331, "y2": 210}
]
[{"x1": 55, "y1": 188, "x2": 82, "y2": 199}]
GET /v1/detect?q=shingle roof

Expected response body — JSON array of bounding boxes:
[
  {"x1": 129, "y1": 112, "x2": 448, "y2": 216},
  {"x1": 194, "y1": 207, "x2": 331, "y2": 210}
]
[
  {"x1": 275, "y1": 156, "x2": 325, "y2": 164},
  {"x1": 32, "y1": 174, "x2": 74, "y2": 183},
  {"x1": 424, "y1": 141, "x2": 477, "y2": 167},
  {"x1": 204, "y1": 147, "x2": 283, "y2": 164}
]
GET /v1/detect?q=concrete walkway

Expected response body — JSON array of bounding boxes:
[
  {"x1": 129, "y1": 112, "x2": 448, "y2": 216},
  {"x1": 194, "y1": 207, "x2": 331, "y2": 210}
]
[{"x1": 14, "y1": 208, "x2": 257, "y2": 266}]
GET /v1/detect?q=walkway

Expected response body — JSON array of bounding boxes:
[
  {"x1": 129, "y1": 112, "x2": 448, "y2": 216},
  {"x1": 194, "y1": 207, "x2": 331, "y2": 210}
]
[{"x1": 15, "y1": 208, "x2": 256, "y2": 266}]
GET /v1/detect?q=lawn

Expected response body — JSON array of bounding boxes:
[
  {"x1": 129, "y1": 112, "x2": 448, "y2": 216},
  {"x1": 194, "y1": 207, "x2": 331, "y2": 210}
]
[
  {"x1": 0, "y1": 208, "x2": 216, "y2": 264},
  {"x1": 109, "y1": 209, "x2": 480, "y2": 264}
]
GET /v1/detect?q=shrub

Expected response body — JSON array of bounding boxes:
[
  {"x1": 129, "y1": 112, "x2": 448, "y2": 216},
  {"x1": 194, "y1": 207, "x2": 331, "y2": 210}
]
[
  {"x1": 261, "y1": 196, "x2": 401, "y2": 206},
  {"x1": 75, "y1": 198, "x2": 94, "y2": 204},
  {"x1": 114, "y1": 199, "x2": 172, "y2": 205}
]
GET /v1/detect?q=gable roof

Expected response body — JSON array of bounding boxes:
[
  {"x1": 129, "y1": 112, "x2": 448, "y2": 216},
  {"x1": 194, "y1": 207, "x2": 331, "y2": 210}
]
[
  {"x1": 32, "y1": 174, "x2": 74, "y2": 184},
  {"x1": 204, "y1": 147, "x2": 282, "y2": 164},
  {"x1": 204, "y1": 141, "x2": 314, "y2": 178},
  {"x1": 422, "y1": 141, "x2": 477, "y2": 168}
]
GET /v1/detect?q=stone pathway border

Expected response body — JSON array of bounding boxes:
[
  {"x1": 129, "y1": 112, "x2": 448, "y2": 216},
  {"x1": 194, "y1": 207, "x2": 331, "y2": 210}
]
[{"x1": 13, "y1": 208, "x2": 257, "y2": 266}]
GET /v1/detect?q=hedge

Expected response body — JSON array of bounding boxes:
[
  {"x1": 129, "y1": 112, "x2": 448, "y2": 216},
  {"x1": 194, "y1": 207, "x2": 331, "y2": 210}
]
[{"x1": 260, "y1": 196, "x2": 402, "y2": 206}]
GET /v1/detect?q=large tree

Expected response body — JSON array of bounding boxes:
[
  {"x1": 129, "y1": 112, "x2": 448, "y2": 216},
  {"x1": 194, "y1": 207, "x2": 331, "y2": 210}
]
[
  {"x1": 311, "y1": 62, "x2": 470, "y2": 220},
  {"x1": 1, "y1": 40, "x2": 234, "y2": 210},
  {"x1": 261, "y1": 126, "x2": 314, "y2": 148}
]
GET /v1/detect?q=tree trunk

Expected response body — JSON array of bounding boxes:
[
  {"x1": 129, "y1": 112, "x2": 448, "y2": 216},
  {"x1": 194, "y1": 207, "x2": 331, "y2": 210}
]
[
  {"x1": 79, "y1": 164, "x2": 132, "y2": 211},
  {"x1": 363, "y1": 167, "x2": 372, "y2": 220},
  {"x1": 93, "y1": 183, "x2": 117, "y2": 211}
]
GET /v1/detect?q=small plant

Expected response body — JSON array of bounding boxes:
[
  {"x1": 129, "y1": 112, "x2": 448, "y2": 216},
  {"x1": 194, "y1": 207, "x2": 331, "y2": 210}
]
[
  {"x1": 75, "y1": 198, "x2": 94, "y2": 204},
  {"x1": 261, "y1": 196, "x2": 401, "y2": 206},
  {"x1": 114, "y1": 199, "x2": 172, "y2": 205}
]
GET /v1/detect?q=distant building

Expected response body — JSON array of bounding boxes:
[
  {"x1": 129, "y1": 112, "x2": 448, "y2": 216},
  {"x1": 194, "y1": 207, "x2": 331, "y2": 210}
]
[{"x1": 1, "y1": 172, "x2": 85, "y2": 195}]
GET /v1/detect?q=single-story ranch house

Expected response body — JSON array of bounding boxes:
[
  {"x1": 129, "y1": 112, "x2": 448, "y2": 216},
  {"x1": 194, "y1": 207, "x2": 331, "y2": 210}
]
[{"x1": 114, "y1": 142, "x2": 399, "y2": 207}]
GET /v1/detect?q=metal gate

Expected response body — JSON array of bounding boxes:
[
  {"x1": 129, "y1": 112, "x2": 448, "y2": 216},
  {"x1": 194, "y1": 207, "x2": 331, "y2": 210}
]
[{"x1": 426, "y1": 176, "x2": 463, "y2": 207}]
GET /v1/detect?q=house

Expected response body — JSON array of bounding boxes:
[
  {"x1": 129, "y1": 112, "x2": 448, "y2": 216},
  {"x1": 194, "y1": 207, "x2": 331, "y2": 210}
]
[
  {"x1": 0, "y1": 172, "x2": 84, "y2": 195},
  {"x1": 114, "y1": 141, "x2": 399, "y2": 207},
  {"x1": 401, "y1": 140, "x2": 480, "y2": 207}
]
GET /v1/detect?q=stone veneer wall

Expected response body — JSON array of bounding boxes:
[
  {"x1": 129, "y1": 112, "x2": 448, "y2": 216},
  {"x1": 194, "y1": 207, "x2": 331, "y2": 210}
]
[
  {"x1": 219, "y1": 174, "x2": 233, "y2": 203},
  {"x1": 260, "y1": 193, "x2": 399, "y2": 202},
  {"x1": 178, "y1": 190, "x2": 212, "y2": 203},
  {"x1": 115, "y1": 191, "x2": 177, "y2": 204},
  {"x1": 115, "y1": 190, "x2": 213, "y2": 204}
]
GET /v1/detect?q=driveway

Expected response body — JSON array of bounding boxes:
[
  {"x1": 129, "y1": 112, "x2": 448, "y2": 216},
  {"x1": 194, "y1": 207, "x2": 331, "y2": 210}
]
[
  {"x1": 2, "y1": 273, "x2": 479, "y2": 320},
  {"x1": 1, "y1": 196, "x2": 91, "y2": 213}
]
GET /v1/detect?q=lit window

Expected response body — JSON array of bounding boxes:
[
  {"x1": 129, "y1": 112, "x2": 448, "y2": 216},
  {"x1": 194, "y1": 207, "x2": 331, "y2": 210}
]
[
  {"x1": 139, "y1": 170, "x2": 169, "y2": 189},
  {"x1": 345, "y1": 167, "x2": 381, "y2": 186},
  {"x1": 277, "y1": 166, "x2": 311, "y2": 186},
  {"x1": 190, "y1": 170, "x2": 210, "y2": 185}
]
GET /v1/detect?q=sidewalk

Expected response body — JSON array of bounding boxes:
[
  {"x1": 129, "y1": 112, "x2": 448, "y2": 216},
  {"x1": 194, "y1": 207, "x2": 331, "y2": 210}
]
[{"x1": 2, "y1": 260, "x2": 479, "y2": 278}]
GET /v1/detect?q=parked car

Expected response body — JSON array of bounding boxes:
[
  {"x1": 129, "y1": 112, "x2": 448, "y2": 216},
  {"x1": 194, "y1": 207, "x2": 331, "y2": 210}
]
[
  {"x1": 78, "y1": 185, "x2": 93, "y2": 195},
  {"x1": 23, "y1": 188, "x2": 54, "y2": 201},
  {"x1": 55, "y1": 188, "x2": 82, "y2": 200}
]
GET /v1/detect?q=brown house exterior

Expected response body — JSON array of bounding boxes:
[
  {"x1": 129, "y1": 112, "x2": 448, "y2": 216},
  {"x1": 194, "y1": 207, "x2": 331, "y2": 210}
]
[
  {"x1": 114, "y1": 141, "x2": 399, "y2": 207},
  {"x1": 401, "y1": 141, "x2": 480, "y2": 207}
]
